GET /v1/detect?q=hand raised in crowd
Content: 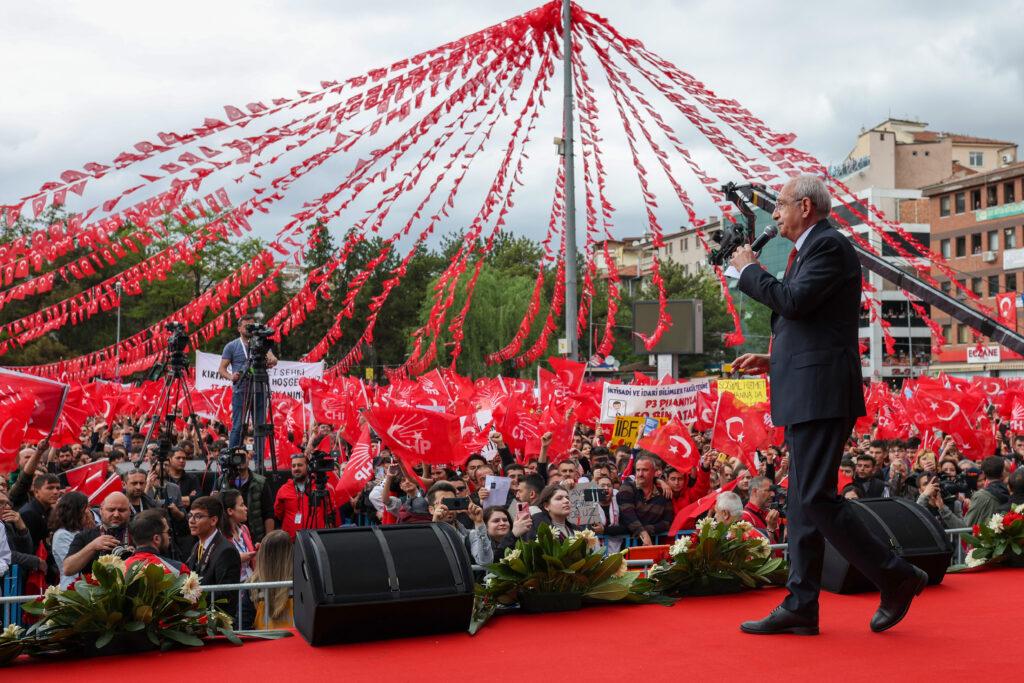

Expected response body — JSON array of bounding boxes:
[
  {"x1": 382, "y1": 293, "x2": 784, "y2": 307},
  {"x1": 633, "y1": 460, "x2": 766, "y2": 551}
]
[
  {"x1": 638, "y1": 530, "x2": 654, "y2": 546},
  {"x1": 699, "y1": 452, "x2": 713, "y2": 470},
  {"x1": 431, "y1": 502, "x2": 450, "y2": 524},
  {"x1": 478, "y1": 485, "x2": 489, "y2": 502},
  {"x1": 589, "y1": 522, "x2": 605, "y2": 535},
  {"x1": 511, "y1": 513, "x2": 533, "y2": 538},
  {"x1": 1, "y1": 508, "x2": 27, "y2": 533},
  {"x1": 765, "y1": 508, "x2": 781, "y2": 532},
  {"x1": 540, "y1": 431, "x2": 552, "y2": 446},
  {"x1": 489, "y1": 430, "x2": 505, "y2": 449},
  {"x1": 467, "y1": 502, "x2": 483, "y2": 526}
]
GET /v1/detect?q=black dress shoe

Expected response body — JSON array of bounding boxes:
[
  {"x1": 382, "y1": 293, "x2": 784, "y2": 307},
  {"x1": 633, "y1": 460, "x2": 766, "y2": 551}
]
[
  {"x1": 871, "y1": 566, "x2": 928, "y2": 633},
  {"x1": 740, "y1": 606, "x2": 819, "y2": 636}
]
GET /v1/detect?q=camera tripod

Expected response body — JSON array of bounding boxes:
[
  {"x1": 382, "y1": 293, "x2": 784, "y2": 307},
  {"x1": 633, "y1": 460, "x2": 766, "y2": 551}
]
[
  {"x1": 303, "y1": 470, "x2": 338, "y2": 530},
  {"x1": 236, "y1": 361, "x2": 277, "y2": 477},
  {"x1": 139, "y1": 350, "x2": 210, "y2": 496}
]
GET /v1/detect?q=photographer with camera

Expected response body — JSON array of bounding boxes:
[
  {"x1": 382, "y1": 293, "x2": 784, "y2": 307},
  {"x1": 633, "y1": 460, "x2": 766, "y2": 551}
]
[
  {"x1": 219, "y1": 313, "x2": 278, "y2": 449},
  {"x1": 217, "y1": 447, "x2": 274, "y2": 543},
  {"x1": 273, "y1": 453, "x2": 336, "y2": 539},
  {"x1": 915, "y1": 472, "x2": 966, "y2": 530}
]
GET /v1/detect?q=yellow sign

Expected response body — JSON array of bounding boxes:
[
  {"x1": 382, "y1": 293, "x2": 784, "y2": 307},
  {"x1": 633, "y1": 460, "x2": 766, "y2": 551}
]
[
  {"x1": 718, "y1": 378, "x2": 767, "y2": 406},
  {"x1": 365, "y1": 367, "x2": 375, "y2": 382},
  {"x1": 609, "y1": 416, "x2": 645, "y2": 448}
]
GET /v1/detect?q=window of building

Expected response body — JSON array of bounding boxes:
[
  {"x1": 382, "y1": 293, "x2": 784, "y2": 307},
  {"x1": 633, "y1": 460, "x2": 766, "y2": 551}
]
[
  {"x1": 989, "y1": 275, "x2": 1001, "y2": 296},
  {"x1": 1006, "y1": 227, "x2": 1018, "y2": 249},
  {"x1": 939, "y1": 195, "x2": 951, "y2": 217},
  {"x1": 941, "y1": 324, "x2": 951, "y2": 342},
  {"x1": 987, "y1": 230, "x2": 999, "y2": 251},
  {"x1": 924, "y1": 151, "x2": 930, "y2": 156},
  {"x1": 972, "y1": 277, "x2": 984, "y2": 295},
  {"x1": 940, "y1": 280, "x2": 951, "y2": 294},
  {"x1": 957, "y1": 325, "x2": 970, "y2": 344},
  {"x1": 971, "y1": 189, "x2": 982, "y2": 210},
  {"x1": 682, "y1": 237, "x2": 688, "y2": 251},
  {"x1": 957, "y1": 278, "x2": 967, "y2": 293},
  {"x1": 1007, "y1": 273, "x2": 1018, "y2": 292},
  {"x1": 681, "y1": 264, "x2": 689, "y2": 275},
  {"x1": 971, "y1": 233, "x2": 982, "y2": 254},
  {"x1": 912, "y1": 151, "x2": 918, "y2": 156},
  {"x1": 988, "y1": 186, "x2": 999, "y2": 207},
  {"x1": 955, "y1": 236, "x2": 966, "y2": 257},
  {"x1": 955, "y1": 192, "x2": 965, "y2": 213},
  {"x1": 940, "y1": 238, "x2": 950, "y2": 258},
  {"x1": 1006, "y1": 182, "x2": 1017, "y2": 204},
  {"x1": 969, "y1": 151, "x2": 983, "y2": 167}
]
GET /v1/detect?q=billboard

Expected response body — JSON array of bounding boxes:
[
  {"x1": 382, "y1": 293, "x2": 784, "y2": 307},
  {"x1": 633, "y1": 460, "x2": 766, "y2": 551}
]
[{"x1": 632, "y1": 299, "x2": 703, "y2": 355}]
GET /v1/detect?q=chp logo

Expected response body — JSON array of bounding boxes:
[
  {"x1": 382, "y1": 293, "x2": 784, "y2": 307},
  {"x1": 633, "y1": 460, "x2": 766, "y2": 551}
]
[{"x1": 384, "y1": 413, "x2": 432, "y2": 456}]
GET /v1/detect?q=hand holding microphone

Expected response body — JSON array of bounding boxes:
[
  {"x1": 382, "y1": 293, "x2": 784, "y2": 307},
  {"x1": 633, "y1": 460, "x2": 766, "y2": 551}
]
[{"x1": 729, "y1": 225, "x2": 777, "y2": 273}]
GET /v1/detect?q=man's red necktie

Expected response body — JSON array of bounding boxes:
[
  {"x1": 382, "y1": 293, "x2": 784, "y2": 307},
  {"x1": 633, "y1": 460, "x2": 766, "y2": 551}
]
[{"x1": 785, "y1": 247, "x2": 798, "y2": 275}]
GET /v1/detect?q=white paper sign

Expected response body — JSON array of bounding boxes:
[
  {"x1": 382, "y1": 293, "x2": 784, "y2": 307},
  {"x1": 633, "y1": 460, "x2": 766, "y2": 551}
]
[
  {"x1": 483, "y1": 475, "x2": 511, "y2": 508},
  {"x1": 194, "y1": 351, "x2": 324, "y2": 400},
  {"x1": 599, "y1": 379, "x2": 711, "y2": 423}
]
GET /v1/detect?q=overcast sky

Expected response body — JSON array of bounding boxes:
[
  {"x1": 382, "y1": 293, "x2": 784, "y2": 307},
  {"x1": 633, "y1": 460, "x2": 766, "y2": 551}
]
[{"x1": 2, "y1": 0, "x2": 1022, "y2": 246}]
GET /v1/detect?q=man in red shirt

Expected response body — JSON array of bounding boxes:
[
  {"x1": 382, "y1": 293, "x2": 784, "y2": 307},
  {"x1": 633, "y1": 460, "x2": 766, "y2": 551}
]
[
  {"x1": 274, "y1": 454, "x2": 336, "y2": 539},
  {"x1": 742, "y1": 475, "x2": 782, "y2": 544},
  {"x1": 665, "y1": 452, "x2": 713, "y2": 513}
]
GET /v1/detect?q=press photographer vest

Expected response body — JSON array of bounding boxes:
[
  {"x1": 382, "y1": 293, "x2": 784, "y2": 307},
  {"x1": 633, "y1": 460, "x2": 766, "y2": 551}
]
[{"x1": 245, "y1": 472, "x2": 268, "y2": 543}]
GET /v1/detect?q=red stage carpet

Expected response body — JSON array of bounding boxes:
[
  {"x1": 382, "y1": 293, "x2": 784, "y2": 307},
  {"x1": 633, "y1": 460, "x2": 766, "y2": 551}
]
[{"x1": 14, "y1": 569, "x2": 1014, "y2": 681}]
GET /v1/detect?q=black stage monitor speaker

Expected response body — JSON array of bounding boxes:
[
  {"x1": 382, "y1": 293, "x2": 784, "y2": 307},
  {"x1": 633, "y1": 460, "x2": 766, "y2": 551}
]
[
  {"x1": 822, "y1": 497, "x2": 952, "y2": 594},
  {"x1": 293, "y1": 523, "x2": 475, "y2": 645}
]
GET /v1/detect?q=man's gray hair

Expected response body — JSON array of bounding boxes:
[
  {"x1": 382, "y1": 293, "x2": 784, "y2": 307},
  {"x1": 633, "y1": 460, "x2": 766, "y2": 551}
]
[
  {"x1": 789, "y1": 174, "x2": 832, "y2": 219},
  {"x1": 749, "y1": 475, "x2": 771, "y2": 491},
  {"x1": 715, "y1": 490, "x2": 744, "y2": 517}
]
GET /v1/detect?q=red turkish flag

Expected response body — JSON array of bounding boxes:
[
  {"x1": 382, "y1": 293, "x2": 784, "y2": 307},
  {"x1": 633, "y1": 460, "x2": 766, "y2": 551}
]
[
  {"x1": 88, "y1": 475, "x2": 124, "y2": 506},
  {"x1": 366, "y1": 405, "x2": 468, "y2": 467},
  {"x1": 548, "y1": 356, "x2": 586, "y2": 393},
  {"x1": 65, "y1": 458, "x2": 110, "y2": 497},
  {"x1": 632, "y1": 372, "x2": 656, "y2": 386},
  {"x1": 0, "y1": 368, "x2": 68, "y2": 439},
  {"x1": 335, "y1": 425, "x2": 375, "y2": 499},
  {"x1": 636, "y1": 418, "x2": 698, "y2": 473},
  {"x1": 712, "y1": 392, "x2": 771, "y2": 469},
  {"x1": 0, "y1": 396, "x2": 32, "y2": 471},
  {"x1": 997, "y1": 292, "x2": 1018, "y2": 330},
  {"x1": 668, "y1": 478, "x2": 740, "y2": 535},
  {"x1": 49, "y1": 384, "x2": 92, "y2": 447},
  {"x1": 693, "y1": 390, "x2": 717, "y2": 432}
]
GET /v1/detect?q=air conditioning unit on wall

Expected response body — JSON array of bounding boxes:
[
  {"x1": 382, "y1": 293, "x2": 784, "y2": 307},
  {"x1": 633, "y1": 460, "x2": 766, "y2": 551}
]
[{"x1": 983, "y1": 251, "x2": 997, "y2": 263}]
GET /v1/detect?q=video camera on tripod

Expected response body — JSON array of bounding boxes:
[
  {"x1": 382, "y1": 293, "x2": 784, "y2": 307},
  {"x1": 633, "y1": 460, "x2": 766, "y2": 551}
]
[
  {"x1": 218, "y1": 445, "x2": 248, "y2": 488},
  {"x1": 244, "y1": 322, "x2": 276, "y2": 370}
]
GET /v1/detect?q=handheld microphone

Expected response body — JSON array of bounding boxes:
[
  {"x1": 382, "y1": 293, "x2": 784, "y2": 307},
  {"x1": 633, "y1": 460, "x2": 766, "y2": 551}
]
[{"x1": 749, "y1": 225, "x2": 778, "y2": 254}]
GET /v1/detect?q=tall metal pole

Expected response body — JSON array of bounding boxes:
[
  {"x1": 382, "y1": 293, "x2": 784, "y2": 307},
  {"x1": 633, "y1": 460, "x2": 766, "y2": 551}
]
[
  {"x1": 562, "y1": 0, "x2": 579, "y2": 360},
  {"x1": 114, "y1": 281, "x2": 123, "y2": 382}
]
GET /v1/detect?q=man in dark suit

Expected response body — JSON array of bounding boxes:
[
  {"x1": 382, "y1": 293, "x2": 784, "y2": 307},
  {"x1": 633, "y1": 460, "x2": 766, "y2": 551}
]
[
  {"x1": 186, "y1": 496, "x2": 241, "y2": 623},
  {"x1": 730, "y1": 174, "x2": 927, "y2": 635}
]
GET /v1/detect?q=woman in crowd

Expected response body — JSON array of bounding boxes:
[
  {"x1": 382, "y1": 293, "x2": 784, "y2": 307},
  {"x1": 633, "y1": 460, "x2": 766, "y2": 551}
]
[
  {"x1": 49, "y1": 491, "x2": 93, "y2": 588},
  {"x1": 467, "y1": 506, "x2": 514, "y2": 565},
  {"x1": 248, "y1": 530, "x2": 294, "y2": 629},
  {"x1": 221, "y1": 489, "x2": 256, "y2": 581},
  {"x1": 502, "y1": 484, "x2": 578, "y2": 551}
]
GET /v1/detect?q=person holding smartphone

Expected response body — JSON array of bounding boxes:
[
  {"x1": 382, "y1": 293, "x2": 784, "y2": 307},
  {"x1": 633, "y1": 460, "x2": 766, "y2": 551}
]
[{"x1": 62, "y1": 492, "x2": 133, "y2": 578}]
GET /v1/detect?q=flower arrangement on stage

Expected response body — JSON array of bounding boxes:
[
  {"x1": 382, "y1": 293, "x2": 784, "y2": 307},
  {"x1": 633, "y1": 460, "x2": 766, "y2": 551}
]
[
  {"x1": 470, "y1": 525, "x2": 670, "y2": 633},
  {"x1": 0, "y1": 557, "x2": 242, "y2": 665},
  {"x1": 643, "y1": 518, "x2": 788, "y2": 597},
  {"x1": 960, "y1": 504, "x2": 1024, "y2": 569}
]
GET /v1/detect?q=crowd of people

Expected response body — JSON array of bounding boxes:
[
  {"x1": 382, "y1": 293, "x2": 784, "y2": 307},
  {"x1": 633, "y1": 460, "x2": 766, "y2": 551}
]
[{"x1": 3, "y1": 402, "x2": 1024, "y2": 630}]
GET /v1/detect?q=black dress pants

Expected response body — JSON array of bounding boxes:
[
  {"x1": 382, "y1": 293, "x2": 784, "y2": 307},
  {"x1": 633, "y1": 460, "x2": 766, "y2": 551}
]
[{"x1": 782, "y1": 417, "x2": 912, "y2": 617}]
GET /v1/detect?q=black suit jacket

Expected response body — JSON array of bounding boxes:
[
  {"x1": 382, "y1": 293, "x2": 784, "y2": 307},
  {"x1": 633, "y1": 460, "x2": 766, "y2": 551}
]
[
  {"x1": 186, "y1": 531, "x2": 241, "y2": 620},
  {"x1": 738, "y1": 219, "x2": 866, "y2": 426}
]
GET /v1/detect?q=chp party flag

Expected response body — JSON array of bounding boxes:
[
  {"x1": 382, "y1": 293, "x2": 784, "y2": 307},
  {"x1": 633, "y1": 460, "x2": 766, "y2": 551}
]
[
  {"x1": 88, "y1": 475, "x2": 124, "y2": 506},
  {"x1": 0, "y1": 368, "x2": 69, "y2": 439},
  {"x1": 636, "y1": 417, "x2": 699, "y2": 473},
  {"x1": 366, "y1": 405, "x2": 468, "y2": 467},
  {"x1": 335, "y1": 425, "x2": 375, "y2": 499}
]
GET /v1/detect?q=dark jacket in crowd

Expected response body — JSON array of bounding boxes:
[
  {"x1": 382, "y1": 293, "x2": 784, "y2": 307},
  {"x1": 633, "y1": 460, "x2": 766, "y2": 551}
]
[{"x1": 616, "y1": 481, "x2": 673, "y2": 538}]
